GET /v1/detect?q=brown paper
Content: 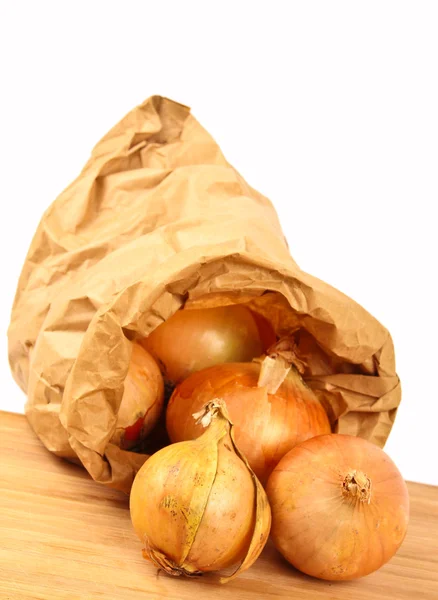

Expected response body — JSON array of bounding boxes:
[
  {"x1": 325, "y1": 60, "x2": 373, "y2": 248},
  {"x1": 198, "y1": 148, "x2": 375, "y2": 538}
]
[{"x1": 8, "y1": 96, "x2": 400, "y2": 493}]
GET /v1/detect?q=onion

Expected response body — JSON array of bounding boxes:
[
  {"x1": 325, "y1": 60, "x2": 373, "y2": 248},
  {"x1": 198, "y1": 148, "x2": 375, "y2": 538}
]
[
  {"x1": 166, "y1": 358, "x2": 331, "y2": 483},
  {"x1": 111, "y1": 343, "x2": 164, "y2": 450},
  {"x1": 130, "y1": 400, "x2": 271, "y2": 582},
  {"x1": 142, "y1": 305, "x2": 265, "y2": 383},
  {"x1": 250, "y1": 309, "x2": 277, "y2": 349},
  {"x1": 266, "y1": 434, "x2": 409, "y2": 580}
]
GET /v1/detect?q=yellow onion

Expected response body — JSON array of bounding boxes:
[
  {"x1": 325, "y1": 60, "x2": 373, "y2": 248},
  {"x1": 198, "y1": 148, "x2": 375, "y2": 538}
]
[
  {"x1": 111, "y1": 343, "x2": 164, "y2": 450},
  {"x1": 166, "y1": 343, "x2": 330, "y2": 483},
  {"x1": 142, "y1": 305, "x2": 266, "y2": 383},
  {"x1": 130, "y1": 400, "x2": 271, "y2": 582},
  {"x1": 266, "y1": 434, "x2": 410, "y2": 580}
]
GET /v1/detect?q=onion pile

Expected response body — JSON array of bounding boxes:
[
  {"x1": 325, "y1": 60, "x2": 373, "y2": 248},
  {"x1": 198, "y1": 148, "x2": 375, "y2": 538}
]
[
  {"x1": 266, "y1": 434, "x2": 409, "y2": 580},
  {"x1": 122, "y1": 303, "x2": 409, "y2": 585},
  {"x1": 130, "y1": 400, "x2": 271, "y2": 581},
  {"x1": 166, "y1": 358, "x2": 330, "y2": 483},
  {"x1": 142, "y1": 305, "x2": 268, "y2": 383},
  {"x1": 111, "y1": 343, "x2": 164, "y2": 450}
]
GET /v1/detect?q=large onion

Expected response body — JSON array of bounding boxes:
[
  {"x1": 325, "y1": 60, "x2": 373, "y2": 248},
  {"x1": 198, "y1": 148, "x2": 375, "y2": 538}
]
[
  {"x1": 142, "y1": 305, "x2": 266, "y2": 383},
  {"x1": 130, "y1": 400, "x2": 271, "y2": 582},
  {"x1": 111, "y1": 343, "x2": 164, "y2": 450},
  {"x1": 266, "y1": 434, "x2": 410, "y2": 580},
  {"x1": 166, "y1": 360, "x2": 330, "y2": 483}
]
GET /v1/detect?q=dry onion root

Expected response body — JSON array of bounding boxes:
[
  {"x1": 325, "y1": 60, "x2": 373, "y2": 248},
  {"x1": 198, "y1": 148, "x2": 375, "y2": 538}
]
[
  {"x1": 266, "y1": 434, "x2": 410, "y2": 580},
  {"x1": 111, "y1": 343, "x2": 164, "y2": 450},
  {"x1": 142, "y1": 305, "x2": 266, "y2": 383},
  {"x1": 130, "y1": 400, "x2": 271, "y2": 582},
  {"x1": 166, "y1": 339, "x2": 330, "y2": 483}
]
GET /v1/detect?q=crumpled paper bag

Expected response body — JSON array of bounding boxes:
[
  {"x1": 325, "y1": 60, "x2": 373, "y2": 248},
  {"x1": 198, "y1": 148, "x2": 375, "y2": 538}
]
[{"x1": 8, "y1": 96, "x2": 400, "y2": 493}]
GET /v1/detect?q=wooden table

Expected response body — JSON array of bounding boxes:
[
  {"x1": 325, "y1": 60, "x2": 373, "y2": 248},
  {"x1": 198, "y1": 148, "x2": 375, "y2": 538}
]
[{"x1": 1, "y1": 411, "x2": 437, "y2": 600}]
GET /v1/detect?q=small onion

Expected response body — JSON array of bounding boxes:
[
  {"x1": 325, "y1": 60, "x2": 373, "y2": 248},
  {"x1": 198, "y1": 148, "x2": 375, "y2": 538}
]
[
  {"x1": 166, "y1": 359, "x2": 330, "y2": 483},
  {"x1": 266, "y1": 434, "x2": 410, "y2": 580},
  {"x1": 142, "y1": 305, "x2": 266, "y2": 383},
  {"x1": 130, "y1": 400, "x2": 271, "y2": 582},
  {"x1": 111, "y1": 343, "x2": 164, "y2": 450}
]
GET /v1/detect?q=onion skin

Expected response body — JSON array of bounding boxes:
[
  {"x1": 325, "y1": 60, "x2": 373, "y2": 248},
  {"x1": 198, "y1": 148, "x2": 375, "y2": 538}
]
[
  {"x1": 166, "y1": 362, "x2": 331, "y2": 484},
  {"x1": 130, "y1": 401, "x2": 271, "y2": 582},
  {"x1": 266, "y1": 434, "x2": 410, "y2": 581},
  {"x1": 250, "y1": 310, "x2": 277, "y2": 350},
  {"x1": 142, "y1": 305, "x2": 264, "y2": 383},
  {"x1": 112, "y1": 343, "x2": 164, "y2": 450}
]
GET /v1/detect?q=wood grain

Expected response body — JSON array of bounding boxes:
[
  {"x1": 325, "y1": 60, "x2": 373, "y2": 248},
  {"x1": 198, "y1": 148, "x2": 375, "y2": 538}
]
[{"x1": 0, "y1": 411, "x2": 437, "y2": 600}]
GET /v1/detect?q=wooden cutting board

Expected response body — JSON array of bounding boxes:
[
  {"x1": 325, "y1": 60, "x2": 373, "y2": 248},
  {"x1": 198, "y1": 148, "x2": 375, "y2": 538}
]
[{"x1": 0, "y1": 411, "x2": 437, "y2": 600}]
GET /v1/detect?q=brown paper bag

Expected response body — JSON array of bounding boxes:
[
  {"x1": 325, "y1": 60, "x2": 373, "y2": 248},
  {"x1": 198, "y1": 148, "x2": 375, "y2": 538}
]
[{"x1": 8, "y1": 96, "x2": 400, "y2": 493}]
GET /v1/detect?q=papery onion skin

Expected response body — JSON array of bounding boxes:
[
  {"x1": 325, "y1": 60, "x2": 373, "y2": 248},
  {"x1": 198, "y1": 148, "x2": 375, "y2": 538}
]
[
  {"x1": 166, "y1": 362, "x2": 331, "y2": 484},
  {"x1": 266, "y1": 434, "x2": 410, "y2": 581},
  {"x1": 130, "y1": 437, "x2": 254, "y2": 572},
  {"x1": 112, "y1": 343, "x2": 164, "y2": 450},
  {"x1": 130, "y1": 401, "x2": 271, "y2": 582},
  {"x1": 142, "y1": 305, "x2": 264, "y2": 383}
]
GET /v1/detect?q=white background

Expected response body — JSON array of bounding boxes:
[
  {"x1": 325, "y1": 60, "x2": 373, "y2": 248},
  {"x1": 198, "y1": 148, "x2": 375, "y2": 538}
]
[{"x1": 1, "y1": 2, "x2": 437, "y2": 485}]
